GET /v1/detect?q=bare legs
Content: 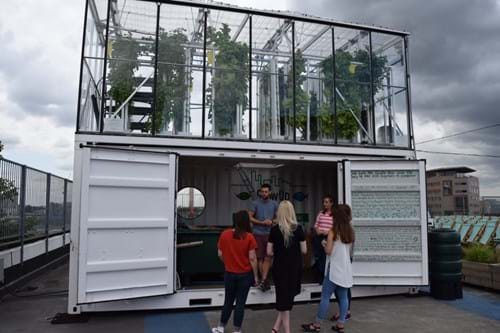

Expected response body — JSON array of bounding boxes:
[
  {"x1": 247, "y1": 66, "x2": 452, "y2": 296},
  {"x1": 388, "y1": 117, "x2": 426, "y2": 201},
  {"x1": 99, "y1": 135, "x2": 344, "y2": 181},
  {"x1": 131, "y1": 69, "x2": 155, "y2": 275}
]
[
  {"x1": 273, "y1": 311, "x2": 291, "y2": 333},
  {"x1": 262, "y1": 256, "x2": 272, "y2": 281}
]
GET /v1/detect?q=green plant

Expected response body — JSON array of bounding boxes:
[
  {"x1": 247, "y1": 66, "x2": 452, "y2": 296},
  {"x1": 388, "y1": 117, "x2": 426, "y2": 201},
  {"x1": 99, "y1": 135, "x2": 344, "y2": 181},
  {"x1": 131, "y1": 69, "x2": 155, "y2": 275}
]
[
  {"x1": 319, "y1": 49, "x2": 387, "y2": 140},
  {"x1": 108, "y1": 34, "x2": 141, "y2": 112},
  {"x1": 464, "y1": 244, "x2": 496, "y2": 263},
  {"x1": 0, "y1": 142, "x2": 18, "y2": 202},
  {"x1": 207, "y1": 24, "x2": 249, "y2": 136},
  {"x1": 148, "y1": 28, "x2": 190, "y2": 133},
  {"x1": 284, "y1": 50, "x2": 310, "y2": 139},
  {"x1": 24, "y1": 216, "x2": 39, "y2": 236}
]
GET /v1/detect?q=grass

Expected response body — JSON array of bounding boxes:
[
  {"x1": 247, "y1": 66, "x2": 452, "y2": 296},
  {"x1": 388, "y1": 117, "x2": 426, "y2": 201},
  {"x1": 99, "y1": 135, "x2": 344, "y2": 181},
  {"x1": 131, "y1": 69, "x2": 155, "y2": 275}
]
[{"x1": 464, "y1": 244, "x2": 497, "y2": 263}]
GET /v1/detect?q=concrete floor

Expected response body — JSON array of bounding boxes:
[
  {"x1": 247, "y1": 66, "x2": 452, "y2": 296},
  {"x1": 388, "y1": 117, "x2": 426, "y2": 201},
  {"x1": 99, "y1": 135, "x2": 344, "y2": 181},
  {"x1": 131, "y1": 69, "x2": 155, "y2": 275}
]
[{"x1": 1, "y1": 261, "x2": 499, "y2": 333}]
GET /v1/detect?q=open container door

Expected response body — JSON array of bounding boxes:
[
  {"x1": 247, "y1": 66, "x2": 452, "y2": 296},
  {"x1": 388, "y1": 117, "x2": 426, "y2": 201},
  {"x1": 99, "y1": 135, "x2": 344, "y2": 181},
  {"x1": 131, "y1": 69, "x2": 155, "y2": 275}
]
[
  {"x1": 77, "y1": 146, "x2": 178, "y2": 304},
  {"x1": 343, "y1": 159, "x2": 428, "y2": 286}
]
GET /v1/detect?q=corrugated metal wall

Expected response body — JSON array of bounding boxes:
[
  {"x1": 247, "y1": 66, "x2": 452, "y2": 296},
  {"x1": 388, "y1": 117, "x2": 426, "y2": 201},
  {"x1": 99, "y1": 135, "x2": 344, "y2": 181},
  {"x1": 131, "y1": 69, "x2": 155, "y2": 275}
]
[{"x1": 178, "y1": 157, "x2": 337, "y2": 229}]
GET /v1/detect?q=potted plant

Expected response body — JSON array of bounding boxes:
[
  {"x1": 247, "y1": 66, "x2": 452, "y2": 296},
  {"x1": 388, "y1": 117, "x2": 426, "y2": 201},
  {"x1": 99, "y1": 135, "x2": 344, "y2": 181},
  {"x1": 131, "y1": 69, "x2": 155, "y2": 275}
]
[{"x1": 462, "y1": 243, "x2": 500, "y2": 290}]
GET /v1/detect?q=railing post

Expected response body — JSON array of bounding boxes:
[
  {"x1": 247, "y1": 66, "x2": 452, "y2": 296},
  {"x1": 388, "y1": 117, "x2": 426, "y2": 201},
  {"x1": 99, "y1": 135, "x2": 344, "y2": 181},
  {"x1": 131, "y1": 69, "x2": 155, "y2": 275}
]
[
  {"x1": 19, "y1": 165, "x2": 26, "y2": 268},
  {"x1": 45, "y1": 174, "x2": 51, "y2": 254}
]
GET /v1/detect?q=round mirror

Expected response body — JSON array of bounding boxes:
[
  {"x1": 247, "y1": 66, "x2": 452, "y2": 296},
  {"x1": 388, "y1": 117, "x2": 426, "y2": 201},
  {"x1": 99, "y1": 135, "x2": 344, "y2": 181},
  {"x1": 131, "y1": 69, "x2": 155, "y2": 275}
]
[{"x1": 177, "y1": 187, "x2": 206, "y2": 219}]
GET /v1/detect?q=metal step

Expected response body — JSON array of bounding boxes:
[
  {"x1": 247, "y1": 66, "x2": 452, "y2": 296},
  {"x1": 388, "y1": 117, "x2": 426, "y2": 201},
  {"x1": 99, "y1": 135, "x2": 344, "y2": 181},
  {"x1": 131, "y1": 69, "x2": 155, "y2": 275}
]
[
  {"x1": 129, "y1": 106, "x2": 152, "y2": 116},
  {"x1": 132, "y1": 91, "x2": 153, "y2": 103},
  {"x1": 133, "y1": 77, "x2": 154, "y2": 87},
  {"x1": 130, "y1": 122, "x2": 148, "y2": 132}
]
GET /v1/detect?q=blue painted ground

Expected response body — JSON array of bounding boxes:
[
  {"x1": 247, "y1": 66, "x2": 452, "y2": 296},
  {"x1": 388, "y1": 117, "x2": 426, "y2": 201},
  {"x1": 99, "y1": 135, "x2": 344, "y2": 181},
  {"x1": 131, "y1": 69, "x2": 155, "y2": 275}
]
[
  {"x1": 144, "y1": 311, "x2": 210, "y2": 333},
  {"x1": 444, "y1": 290, "x2": 500, "y2": 321}
]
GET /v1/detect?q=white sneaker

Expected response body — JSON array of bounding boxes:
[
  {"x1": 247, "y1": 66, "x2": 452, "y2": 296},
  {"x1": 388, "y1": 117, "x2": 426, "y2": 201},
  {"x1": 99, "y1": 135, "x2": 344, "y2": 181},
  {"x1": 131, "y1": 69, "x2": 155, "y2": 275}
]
[{"x1": 211, "y1": 326, "x2": 224, "y2": 333}]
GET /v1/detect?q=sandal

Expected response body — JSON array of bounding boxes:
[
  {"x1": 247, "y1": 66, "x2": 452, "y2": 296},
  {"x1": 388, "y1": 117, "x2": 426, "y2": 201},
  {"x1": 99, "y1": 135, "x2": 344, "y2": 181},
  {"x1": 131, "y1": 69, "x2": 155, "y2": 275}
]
[
  {"x1": 331, "y1": 324, "x2": 345, "y2": 332},
  {"x1": 272, "y1": 329, "x2": 278, "y2": 333},
  {"x1": 330, "y1": 313, "x2": 351, "y2": 321},
  {"x1": 301, "y1": 323, "x2": 321, "y2": 332}
]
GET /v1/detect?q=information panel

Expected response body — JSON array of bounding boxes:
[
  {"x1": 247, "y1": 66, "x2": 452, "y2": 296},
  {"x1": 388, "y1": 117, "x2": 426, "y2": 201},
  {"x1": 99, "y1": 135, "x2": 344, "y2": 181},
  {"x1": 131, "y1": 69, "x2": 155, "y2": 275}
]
[{"x1": 350, "y1": 169, "x2": 422, "y2": 262}]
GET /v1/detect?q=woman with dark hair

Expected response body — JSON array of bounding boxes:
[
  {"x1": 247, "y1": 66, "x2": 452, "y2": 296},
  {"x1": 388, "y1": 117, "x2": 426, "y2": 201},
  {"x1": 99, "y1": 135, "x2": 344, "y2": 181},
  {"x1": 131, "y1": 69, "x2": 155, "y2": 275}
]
[
  {"x1": 212, "y1": 211, "x2": 259, "y2": 333},
  {"x1": 312, "y1": 195, "x2": 334, "y2": 282},
  {"x1": 302, "y1": 204, "x2": 355, "y2": 333},
  {"x1": 332, "y1": 204, "x2": 353, "y2": 322}
]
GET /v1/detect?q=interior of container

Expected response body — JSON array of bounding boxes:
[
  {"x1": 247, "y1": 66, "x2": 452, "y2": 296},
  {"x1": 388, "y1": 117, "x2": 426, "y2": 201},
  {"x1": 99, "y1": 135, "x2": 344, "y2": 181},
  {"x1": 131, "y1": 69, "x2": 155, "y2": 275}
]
[{"x1": 175, "y1": 156, "x2": 338, "y2": 289}]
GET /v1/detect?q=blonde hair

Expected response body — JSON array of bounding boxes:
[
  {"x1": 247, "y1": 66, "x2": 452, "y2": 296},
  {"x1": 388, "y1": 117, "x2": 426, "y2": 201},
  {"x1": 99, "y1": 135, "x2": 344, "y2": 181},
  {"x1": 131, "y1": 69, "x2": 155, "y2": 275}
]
[{"x1": 275, "y1": 200, "x2": 298, "y2": 247}]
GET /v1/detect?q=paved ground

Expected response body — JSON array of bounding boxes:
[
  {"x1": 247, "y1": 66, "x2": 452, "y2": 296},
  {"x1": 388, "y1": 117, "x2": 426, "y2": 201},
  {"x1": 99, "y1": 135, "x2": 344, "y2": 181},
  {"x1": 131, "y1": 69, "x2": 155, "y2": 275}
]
[{"x1": 1, "y1": 260, "x2": 499, "y2": 333}]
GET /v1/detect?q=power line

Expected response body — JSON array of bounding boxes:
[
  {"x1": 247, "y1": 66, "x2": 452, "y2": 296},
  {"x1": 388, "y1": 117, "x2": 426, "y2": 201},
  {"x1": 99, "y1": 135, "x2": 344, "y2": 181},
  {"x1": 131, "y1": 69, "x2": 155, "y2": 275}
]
[
  {"x1": 416, "y1": 149, "x2": 500, "y2": 158},
  {"x1": 416, "y1": 123, "x2": 500, "y2": 145}
]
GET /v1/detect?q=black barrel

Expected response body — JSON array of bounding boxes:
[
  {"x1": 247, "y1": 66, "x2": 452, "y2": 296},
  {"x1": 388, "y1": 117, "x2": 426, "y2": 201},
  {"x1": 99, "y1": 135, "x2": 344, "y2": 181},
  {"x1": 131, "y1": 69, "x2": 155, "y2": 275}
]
[{"x1": 428, "y1": 229, "x2": 463, "y2": 300}]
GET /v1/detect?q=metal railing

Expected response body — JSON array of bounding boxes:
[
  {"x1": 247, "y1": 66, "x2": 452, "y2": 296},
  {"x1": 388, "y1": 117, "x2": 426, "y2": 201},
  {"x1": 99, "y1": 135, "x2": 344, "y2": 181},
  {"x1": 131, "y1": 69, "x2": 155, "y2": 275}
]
[{"x1": 0, "y1": 157, "x2": 73, "y2": 257}]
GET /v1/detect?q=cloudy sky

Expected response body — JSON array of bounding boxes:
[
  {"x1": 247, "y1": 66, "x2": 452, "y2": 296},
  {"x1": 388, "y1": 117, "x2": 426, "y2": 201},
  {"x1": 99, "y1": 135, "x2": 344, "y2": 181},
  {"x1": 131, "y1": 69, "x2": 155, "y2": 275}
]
[{"x1": 0, "y1": 0, "x2": 499, "y2": 195}]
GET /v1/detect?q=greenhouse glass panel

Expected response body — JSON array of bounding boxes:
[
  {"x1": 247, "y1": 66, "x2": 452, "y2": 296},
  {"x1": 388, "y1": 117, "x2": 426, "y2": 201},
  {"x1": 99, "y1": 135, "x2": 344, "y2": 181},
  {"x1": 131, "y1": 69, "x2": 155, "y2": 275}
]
[
  {"x1": 205, "y1": 10, "x2": 250, "y2": 139},
  {"x1": 103, "y1": 0, "x2": 157, "y2": 134},
  {"x1": 157, "y1": 3, "x2": 205, "y2": 137},
  {"x1": 334, "y1": 27, "x2": 374, "y2": 144},
  {"x1": 293, "y1": 21, "x2": 333, "y2": 143},
  {"x1": 79, "y1": 0, "x2": 108, "y2": 132},
  {"x1": 251, "y1": 16, "x2": 293, "y2": 142},
  {"x1": 371, "y1": 33, "x2": 409, "y2": 147}
]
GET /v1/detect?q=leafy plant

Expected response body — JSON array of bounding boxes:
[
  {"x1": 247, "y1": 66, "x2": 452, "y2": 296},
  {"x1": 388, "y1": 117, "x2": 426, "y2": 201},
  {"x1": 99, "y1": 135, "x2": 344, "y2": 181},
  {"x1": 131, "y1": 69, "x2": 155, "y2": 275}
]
[
  {"x1": 319, "y1": 49, "x2": 387, "y2": 140},
  {"x1": 149, "y1": 28, "x2": 190, "y2": 134},
  {"x1": 108, "y1": 34, "x2": 141, "y2": 113},
  {"x1": 0, "y1": 142, "x2": 18, "y2": 203},
  {"x1": 464, "y1": 244, "x2": 496, "y2": 263},
  {"x1": 207, "y1": 24, "x2": 249, "y2": 136},
  {"x1": 284, "y1": 50, "x2": 309, "y2": 139}
]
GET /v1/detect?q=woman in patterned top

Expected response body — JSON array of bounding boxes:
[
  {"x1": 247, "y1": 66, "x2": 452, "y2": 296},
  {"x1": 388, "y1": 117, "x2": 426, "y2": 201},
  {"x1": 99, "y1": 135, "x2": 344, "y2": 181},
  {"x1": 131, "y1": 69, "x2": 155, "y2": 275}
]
[{"x1": 312, "y1": 195, "x2": 334, "y2": 282}]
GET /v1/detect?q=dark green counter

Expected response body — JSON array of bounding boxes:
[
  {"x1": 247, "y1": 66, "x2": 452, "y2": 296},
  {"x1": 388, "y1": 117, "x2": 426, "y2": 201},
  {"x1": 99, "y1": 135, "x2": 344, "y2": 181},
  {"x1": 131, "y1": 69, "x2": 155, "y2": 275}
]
[{"x1": 177, "y1": 228, "x2": 227, "y2": 284}]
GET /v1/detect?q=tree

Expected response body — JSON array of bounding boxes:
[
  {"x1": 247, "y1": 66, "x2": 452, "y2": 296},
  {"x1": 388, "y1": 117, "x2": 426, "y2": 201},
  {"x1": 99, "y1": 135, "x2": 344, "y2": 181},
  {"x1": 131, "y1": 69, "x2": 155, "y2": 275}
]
[
  {"x1": 207, "y1": 24, "x2": 249, "y2": 136},
  {"x1": 0, "y1": 142, "x2": 18, "y2": 202}
]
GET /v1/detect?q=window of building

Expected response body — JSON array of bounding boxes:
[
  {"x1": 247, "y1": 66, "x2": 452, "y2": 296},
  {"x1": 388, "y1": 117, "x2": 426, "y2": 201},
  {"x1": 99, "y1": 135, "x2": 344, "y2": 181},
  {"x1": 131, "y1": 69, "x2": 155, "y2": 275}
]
[{"x1": 443, "y1": 180, "x2": 452, "y2": 196}]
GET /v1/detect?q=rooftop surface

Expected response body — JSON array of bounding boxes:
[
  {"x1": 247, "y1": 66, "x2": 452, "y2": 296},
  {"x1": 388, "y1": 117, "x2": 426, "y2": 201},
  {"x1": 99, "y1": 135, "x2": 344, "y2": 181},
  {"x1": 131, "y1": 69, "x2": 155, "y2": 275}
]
[
  {"x1": 1, "y1": 259, "x2": 499, "y2": 332},
  {"x1": 427, "y1": 166, "x2": 477, "y2": 174}
]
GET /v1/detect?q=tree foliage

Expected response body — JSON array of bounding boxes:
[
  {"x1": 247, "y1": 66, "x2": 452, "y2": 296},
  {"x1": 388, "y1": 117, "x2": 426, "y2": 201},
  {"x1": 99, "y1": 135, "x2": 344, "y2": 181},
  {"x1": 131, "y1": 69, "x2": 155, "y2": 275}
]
[
  {"x1": 0, "y1": 142, "x2": 18, "y2": 202},
  {"x1": 207, "y1": 24, "x2": 249, "y2": 136}
]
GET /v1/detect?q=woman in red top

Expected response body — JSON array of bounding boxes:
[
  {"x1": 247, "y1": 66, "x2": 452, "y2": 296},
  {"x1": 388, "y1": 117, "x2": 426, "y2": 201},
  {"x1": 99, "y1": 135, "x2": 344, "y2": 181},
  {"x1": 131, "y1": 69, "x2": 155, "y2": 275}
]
[{"x1": 212, "y1": 211, "x2": 259, "y2": 333}]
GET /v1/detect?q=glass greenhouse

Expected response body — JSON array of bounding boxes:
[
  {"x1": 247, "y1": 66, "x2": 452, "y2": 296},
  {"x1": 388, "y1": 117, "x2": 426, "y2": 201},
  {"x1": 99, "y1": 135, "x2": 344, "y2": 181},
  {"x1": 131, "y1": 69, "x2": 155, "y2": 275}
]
[{"x1": 78, "y1": 0, "x2": 412, "y2": 148}]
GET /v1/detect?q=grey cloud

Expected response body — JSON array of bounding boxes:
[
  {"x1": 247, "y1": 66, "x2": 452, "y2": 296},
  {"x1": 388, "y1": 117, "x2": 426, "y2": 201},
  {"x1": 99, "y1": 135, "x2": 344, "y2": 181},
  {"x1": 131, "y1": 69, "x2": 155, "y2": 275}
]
[
  {"x1": 0, "y1": 23, "x2": 78, "y2": 127},
  {"x1": 289, "y1": 0, "x2": 500, "y2": 194}
]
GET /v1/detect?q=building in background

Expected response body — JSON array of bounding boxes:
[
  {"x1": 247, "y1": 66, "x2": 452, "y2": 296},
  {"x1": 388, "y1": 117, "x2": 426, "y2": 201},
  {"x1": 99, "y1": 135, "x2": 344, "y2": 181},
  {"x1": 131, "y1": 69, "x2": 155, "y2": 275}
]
[
  {"x1": 426, "y1": 166, "x2": 481, "y2": 216},
  {"x1": 481, "y1": 196, "x2": 500, "y2": 216}
]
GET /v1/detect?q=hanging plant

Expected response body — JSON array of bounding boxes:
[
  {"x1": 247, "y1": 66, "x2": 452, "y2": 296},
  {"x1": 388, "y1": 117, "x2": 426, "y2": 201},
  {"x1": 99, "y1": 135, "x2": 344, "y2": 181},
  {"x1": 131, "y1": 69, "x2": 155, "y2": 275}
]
[{"x1": 207, "y1": 24, "x2": 249, "y2": 136}]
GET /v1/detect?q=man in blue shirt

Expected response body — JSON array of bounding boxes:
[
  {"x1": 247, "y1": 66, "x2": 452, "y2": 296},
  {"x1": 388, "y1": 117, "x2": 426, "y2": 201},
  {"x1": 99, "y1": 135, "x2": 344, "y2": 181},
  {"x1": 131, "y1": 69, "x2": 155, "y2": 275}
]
[{"x1": 249, "y1": 184, "x2": 278, "y2": 292}]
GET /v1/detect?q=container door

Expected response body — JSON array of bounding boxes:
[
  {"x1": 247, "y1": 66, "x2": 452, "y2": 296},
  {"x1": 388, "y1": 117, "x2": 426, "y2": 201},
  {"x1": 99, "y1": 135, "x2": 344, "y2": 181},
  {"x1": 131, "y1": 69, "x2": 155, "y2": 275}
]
[
  {"x1": 342, "y1": 159, "x2": 428, "y2": 285},
  {"x1": 77, "y1": 146, "x2": 177, "y2": 304}
]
